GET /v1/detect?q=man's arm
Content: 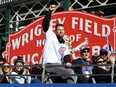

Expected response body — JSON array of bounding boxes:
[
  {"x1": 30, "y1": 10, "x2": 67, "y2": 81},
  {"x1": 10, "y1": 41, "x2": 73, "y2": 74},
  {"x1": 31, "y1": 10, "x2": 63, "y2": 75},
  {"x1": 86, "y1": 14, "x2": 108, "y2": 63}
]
[
  {"x1": 42, "y1": 5, "x2": 56, "y2": 32},
  {"x1": 71, "y1": 41, "x2": 88, "y2": 54},
  {"x1": 63, "y1": 55, "x2": 73, "y2": 67},
  {"x1": 42, "y1": 11, "x2": 52, "y2": 32}
]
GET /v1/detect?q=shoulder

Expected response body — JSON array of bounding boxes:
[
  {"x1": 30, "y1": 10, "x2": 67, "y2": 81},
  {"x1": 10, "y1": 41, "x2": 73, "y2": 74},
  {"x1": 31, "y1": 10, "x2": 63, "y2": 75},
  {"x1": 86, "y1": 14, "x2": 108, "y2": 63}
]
[
  {"x1": 45, "y1": 27, "x2": 55, "y2": 36},
  {"x1": 72, "y1": 58, "x2": 82, "y2": 64}
]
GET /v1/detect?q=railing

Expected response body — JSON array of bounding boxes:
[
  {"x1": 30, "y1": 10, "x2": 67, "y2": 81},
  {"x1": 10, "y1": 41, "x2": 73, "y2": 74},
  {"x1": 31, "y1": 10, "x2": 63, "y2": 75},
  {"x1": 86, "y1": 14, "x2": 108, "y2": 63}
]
[{"x1": 0, "y1": 63, "x2": 116, "y2": 84}]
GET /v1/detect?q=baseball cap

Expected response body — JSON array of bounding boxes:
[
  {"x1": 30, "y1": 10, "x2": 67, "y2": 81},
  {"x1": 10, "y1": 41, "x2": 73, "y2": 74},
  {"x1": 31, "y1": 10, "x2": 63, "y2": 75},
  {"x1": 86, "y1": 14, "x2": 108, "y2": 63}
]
[
  {"x1": 80, "y1": 46, "x2": 90, "y2": 52},
  {"x1": 100, "y1": 49, "x2": 108, "y2": 55}
]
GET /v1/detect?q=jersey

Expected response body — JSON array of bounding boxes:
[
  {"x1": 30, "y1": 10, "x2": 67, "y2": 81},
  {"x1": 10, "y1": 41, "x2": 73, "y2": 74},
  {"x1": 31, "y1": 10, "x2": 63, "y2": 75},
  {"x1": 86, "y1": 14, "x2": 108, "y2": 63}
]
[
  {"x1": 57, "y1": 44, "x2": 70, "y2": 61},
  {"x1": 41, "y1": 27, "x2": 61, "y2": 64}
]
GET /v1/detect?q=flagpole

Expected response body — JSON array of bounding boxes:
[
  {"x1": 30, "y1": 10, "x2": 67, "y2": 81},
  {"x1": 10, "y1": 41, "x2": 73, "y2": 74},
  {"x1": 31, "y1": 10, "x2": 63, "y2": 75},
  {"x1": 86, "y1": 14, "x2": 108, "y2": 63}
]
[
  {"x1": 114, "y1": 28, "x2": 116, "y2": 83},
  {"x1": 106, "y1": 34, "x2": 114, "y2": 83},
  {"x1": 112, "y1": 28, "x2": 116, "y2": 83},
  {"x1": 42, "y1": 63, "x2": 45, "y2": 83},
  {"x1": 114, "y1": 28, "x2": 116, "y2": 58},
  {"x1": 106, "y1": 34, "x2": 109, "y2": 56}
]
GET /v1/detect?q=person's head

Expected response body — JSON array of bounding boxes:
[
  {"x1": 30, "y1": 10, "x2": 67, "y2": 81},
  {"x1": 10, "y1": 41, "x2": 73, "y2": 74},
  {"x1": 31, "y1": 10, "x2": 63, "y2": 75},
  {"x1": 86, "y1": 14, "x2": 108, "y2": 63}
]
[
  {"x1": 95, "y1": 56, "x2": 107, "y2": 69},
  {"x1": 49, "y1": 0, "x2": 58, "y2": 7},
  {"x1": 96, "y1": 56, "x2": 106, "y2": 64},
  {"x1": 30, "y1": 64, "x2": 41, "y2": 78},
  {"x1": 63, "y1": 35, "x2": 72, "y2": 49},
  {"x1": 2, "y1": 61, "x2": 11, "y2": 74},
  {"x1": 100, "y1": 49, "x2": 108, "y2": 61},
  {"x1": 14, "y1": 56, "x2": 24, "y2": 73},
  {"x1": 55, "y1": 24, "x2": 65, "y2": 38},
  {"x1": 80, "y1": 46, "x2": 90, "y2": 58}
]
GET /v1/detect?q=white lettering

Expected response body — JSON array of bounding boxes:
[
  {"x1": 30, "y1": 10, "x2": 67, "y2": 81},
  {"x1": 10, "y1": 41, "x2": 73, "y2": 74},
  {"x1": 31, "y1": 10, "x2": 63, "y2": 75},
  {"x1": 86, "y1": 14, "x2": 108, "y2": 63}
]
[
  {"x1": 27, "y1": 54, "x2": 31, "y2": 64},
  {"x1": 12, "y1": 36, "x2": 21, "y2": 50},
  {"x1": 11, "y1": 53, "x2": 39, "y2": 65},
  {"x1": 11, "y1": 24, "x2": 43, "y2": 50},
  {"x1": 102, "y1": 24, "x2": 111, "y2": 37},
  {"x1": 94, "y1": 22, "x2": 101, "y2": 36},
  {"x1": 85, "y1": 19, "x2": 92, "y2": 34},
  {"x1": 31, "y1": 53, "x2": 39, "y2": 64},
  {"x1": 23, "y1": 55, "x2": 26, "y2": 63},
  {"x1": 30, "y1": 29, "x2": 34, "y2": 41},
  {"x1": 72, "y1": 17, "x2": 78, "y2": 29},
  {"x1": 92, "y1": 46, "x2": 100, "y2": 55},
  {"x1": 76, "y1": 34, "x2": 81, "y2": 42},
  {"x1": 79, "y1": 18, "x2": 83, "y2": 30},
  {"x1": 50, "y1": 17, "x2": 66, "y2": 30},
  {"x1": 22, "y1": 33, "x2": 29, "y2": 46},
  {"x1": 11, "y1": 56, "x2": 17, "y2": 65},
  {"x1": 71, "y1": 17, "x2": 112, "y2": 37},
  {"x1": 70, "y1": 34, "x2": 82, "y2": 43},
  {"x1": 34, "y1": 25, "x2": 42, "y2": 36},
  {"x1": 70, "y1": 35, "x2": 75, "y2": 43},
  {"x1": 57, "y1": 18, "x2": 66, "y2": 24},
  {"x1": 50, "y1": 19, "x2": 56, "y2": 30},
  {"x1": 36, "y1": 40, "x2": 44, "y2": 47}
]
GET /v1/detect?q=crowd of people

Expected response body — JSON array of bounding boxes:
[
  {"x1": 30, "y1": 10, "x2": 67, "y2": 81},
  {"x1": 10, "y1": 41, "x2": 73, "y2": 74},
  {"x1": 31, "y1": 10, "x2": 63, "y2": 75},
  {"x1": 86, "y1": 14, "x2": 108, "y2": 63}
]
[
  {"x1": 0, "y1": 56, "x2": 42, "y2": 84},
  {"x1": 0, "y1": 2, "x2": 116, "y2": 84}
]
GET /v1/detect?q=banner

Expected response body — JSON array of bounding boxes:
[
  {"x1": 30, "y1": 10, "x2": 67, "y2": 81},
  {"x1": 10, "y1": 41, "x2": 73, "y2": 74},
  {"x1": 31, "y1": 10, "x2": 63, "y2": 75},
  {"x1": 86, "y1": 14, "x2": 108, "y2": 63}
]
[{"x1": 4, "y1": 11, "x2": 116, "y2": 65}]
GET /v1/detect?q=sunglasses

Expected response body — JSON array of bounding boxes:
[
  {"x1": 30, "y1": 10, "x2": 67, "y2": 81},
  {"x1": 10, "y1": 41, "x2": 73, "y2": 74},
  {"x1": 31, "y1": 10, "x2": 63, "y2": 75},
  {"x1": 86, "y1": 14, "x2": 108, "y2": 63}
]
[
  {"x1": 82, "y1": 50, "x2": 89, "y2": 53},
  {"x1": 4, "y1": 66, "x2": 10, "y2": 69},
  {"x1": 97, "y1": 60, "x2": 106, "y2": 63}
]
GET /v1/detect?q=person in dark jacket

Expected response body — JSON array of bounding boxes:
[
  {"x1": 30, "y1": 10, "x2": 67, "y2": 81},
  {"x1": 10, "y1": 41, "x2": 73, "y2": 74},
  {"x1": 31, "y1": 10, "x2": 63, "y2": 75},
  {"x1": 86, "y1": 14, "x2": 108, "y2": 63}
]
[
  {"x1": 92, "y1": 56, "x2": 111, "y2": 83},
  {"x1": 72, "y1": 46, "x2": 94, "y2": 83}
]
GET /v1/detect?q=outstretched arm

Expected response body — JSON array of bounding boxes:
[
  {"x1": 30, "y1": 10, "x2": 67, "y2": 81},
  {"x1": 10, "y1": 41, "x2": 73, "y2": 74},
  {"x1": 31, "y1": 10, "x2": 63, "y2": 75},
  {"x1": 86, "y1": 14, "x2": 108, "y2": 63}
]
[
  {"x1": 42, "y1": 4, "x2": 56, "y2": 32},
  {"x1": 71, "y1": 41, "x2": 88, "y2": 53}
]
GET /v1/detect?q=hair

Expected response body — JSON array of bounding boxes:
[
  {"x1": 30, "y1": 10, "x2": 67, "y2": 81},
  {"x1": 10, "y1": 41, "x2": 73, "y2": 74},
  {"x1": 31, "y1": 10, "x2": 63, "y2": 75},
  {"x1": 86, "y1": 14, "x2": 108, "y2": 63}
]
[
  {"x1": 2, "y1": 61, "x2": 11, "y2": 74},
  {"x1": 63, "y1": 34, "x2": 72, "y2": 49},
  {"x1": 15, "y1": 56, "x2": 24, "y2": 65},
  {"x1": 48, "y1": 0, "x2": 58, "y2": 6},
  {"x1": 55, "y1": 24, "x2": 64, "y2": 31}
]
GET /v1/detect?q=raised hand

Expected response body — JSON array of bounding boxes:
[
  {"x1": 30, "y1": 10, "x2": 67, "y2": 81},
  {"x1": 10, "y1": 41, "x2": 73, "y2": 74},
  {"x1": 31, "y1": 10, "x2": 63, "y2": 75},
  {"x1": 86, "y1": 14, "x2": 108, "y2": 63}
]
[{"x1": 49, "y1": 4, "x2": 56, "y2": 12}]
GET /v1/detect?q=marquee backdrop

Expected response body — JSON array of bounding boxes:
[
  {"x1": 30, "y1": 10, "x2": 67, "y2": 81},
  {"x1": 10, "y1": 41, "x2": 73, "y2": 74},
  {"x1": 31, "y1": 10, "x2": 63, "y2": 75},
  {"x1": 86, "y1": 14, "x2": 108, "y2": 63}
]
[{"x1": 4, "y1": 11, "x2": 116, "y2": 65}]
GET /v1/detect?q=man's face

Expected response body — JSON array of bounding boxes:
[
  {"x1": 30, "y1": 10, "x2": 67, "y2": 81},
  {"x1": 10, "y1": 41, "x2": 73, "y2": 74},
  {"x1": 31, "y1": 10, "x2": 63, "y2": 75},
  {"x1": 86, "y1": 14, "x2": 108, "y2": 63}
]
[
  {"x1": 96, "y1": 58, "x2": 106, "y2": 68},
  {"x1": 56, "y1": 26, "x2": 65, "y2": 38},
  {"x1": 82, "y1": 49, "x2": 90, "y2": 58},
  {"x1": 100, "y1": 52, "x2": 108, "y2": 61}
]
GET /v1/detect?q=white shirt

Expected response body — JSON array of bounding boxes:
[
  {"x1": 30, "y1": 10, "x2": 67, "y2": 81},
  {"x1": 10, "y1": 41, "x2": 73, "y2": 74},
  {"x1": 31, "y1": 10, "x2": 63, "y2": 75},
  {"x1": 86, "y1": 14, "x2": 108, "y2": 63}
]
[
  {"x1": 42, "y1": 27, "x2": 61, "y2": 64},
  {"x1": 9, "y1": 71, "x2": 31, "y2": 84},
  {"x1": 57, "y1": 44, "x2": 70, "y2": 60}
]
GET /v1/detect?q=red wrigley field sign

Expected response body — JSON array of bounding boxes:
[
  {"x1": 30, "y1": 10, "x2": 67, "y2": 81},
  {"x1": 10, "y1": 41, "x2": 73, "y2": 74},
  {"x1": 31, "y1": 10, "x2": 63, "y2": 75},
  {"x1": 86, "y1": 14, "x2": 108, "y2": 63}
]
[{"x1": 4, "y1": 11, "x2": 116, "y2": 65}]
